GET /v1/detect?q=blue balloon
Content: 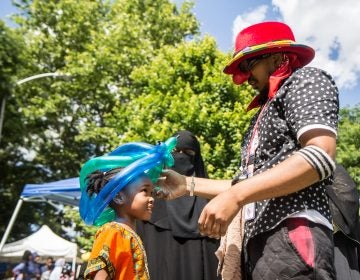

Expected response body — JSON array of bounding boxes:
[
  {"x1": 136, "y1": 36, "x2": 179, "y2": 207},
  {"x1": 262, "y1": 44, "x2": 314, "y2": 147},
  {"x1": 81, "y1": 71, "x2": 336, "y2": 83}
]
[{"x1": 79, "y1": 137, "x2": 177, "y2": 226}]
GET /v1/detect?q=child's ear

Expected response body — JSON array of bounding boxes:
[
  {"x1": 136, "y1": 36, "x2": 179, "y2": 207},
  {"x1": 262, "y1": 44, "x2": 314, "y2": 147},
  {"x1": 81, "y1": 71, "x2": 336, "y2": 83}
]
[{"x1": 113, "y1": 193, "x2": 125, "y2": 205}]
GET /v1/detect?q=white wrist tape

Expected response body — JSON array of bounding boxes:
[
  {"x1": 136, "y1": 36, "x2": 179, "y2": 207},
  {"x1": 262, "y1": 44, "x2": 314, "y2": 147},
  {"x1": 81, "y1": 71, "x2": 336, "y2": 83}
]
[{"x1": 295, "y1": 145, "x2": 335, "y2": 180}]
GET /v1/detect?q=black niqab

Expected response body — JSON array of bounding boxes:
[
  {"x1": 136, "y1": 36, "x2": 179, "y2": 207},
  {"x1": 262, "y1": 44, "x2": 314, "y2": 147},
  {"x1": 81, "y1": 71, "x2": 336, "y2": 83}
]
[
  {"x1": 149, "y1": 130, "x2": 208, "y2": 238},
  {"x1": 171, "y1": 130, "x2": 207, "y2": 177}
]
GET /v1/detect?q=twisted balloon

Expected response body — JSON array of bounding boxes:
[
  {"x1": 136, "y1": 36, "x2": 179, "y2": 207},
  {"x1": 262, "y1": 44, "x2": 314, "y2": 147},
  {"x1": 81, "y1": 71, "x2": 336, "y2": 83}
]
[{"x1": 79, "y1": 137, "x2": 177, "y2": 226}]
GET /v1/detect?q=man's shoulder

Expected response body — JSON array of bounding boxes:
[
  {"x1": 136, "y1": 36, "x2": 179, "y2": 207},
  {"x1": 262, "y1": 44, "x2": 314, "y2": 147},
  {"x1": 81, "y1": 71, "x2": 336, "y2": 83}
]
[
  {"x1": 291, "y1": 66, "x2": 334, "y2": 80},
  {"x1": 291, "y1": 66, "x2": 319, "y2": 76},
  {"x1": 282, "y1": 67, "x2": 337, "y2": 92}
]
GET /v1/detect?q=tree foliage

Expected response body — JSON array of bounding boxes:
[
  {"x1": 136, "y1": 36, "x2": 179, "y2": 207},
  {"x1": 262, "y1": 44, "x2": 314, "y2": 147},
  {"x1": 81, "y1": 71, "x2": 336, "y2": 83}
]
[
  {"x1": 3, "y1": 0, "x2": 358, "y2": 253},
  {"x1": 0, "y1": 20, "x2": 49, "y2": 241},
  {"x1": 119, "y1": 36, "x2": 255, "y2": 178},
  {"x1": 0, "y1": 0, "x2": 200, "y2": 242},
  {"x1": 336, "y1": 105, "x2": 360, "y2": 187},
  {"x1": 0, "y1": 0, "x2": 254, "y2": 249}
]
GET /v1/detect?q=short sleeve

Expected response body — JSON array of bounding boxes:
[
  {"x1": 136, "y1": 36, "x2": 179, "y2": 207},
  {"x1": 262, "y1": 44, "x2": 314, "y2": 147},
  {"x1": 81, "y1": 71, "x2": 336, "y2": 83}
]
[
  {"x1": 85, "y1": 224, "x2": 132, "y2": 279},
  {"x1": 283, "y1": 68, "x2": 339, "y2": 140},
  {"x1": 12, "y1": 263, "x2": 25, "y2": 274}
]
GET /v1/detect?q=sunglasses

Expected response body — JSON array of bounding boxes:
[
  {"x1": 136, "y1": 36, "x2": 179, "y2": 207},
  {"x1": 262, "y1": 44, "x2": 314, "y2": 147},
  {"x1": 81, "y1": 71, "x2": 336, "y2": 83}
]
[{"x1": 238, "y1": 53, "x2": 272, "y2": 73}]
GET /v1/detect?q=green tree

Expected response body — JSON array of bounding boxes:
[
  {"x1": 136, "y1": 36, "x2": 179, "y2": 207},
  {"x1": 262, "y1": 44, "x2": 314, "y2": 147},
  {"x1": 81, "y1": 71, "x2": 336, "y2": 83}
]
[
  {"x1": 1, "y1": 0, "x2": 201, "y2": 242},
  {"x1": 1, "y1": 0, "x2": 257, "y2": 251},
  {"x1": 63, "y1": 36, "x2": 255, "y2": 250},
  {"x1": 0, "y1": 20, "x2": 44, "y2": 240},
  {"x1": 63, "y1": 206, "x2": 97, "y2": 252},
  {"x1": 114, "y1": 36, "x2": 255, "y2": 178},
  {"x1": 336, "y1": 105, "x2": 360, "y2": 187}
]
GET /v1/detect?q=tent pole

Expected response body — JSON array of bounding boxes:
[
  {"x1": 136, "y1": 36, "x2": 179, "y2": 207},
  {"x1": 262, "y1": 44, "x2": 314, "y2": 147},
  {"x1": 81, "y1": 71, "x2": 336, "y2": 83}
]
[
  {"x1": 71, "y1": 248, "x2": 77, "y2": 274},
  {"x1": 0, "y1": 198, "x2": 24, "y2": 252}
]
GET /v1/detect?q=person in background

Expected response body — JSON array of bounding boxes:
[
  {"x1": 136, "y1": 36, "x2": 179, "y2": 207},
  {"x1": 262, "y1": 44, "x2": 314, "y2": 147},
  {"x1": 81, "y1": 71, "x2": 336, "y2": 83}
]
[
  {"x1": 12, "y1": 250, "x2": 32, "y2": 280},
  {"x1": 12, "y1": 250, "x2": 40, "y2": 280},
  {"x1": 157, "y1": 21, "x2": 339, "y2": 279},
  {"x1": 40, "y1": 257, "x2": 54, "y2": 280},
  {"x1": 59, "y1": 263, "x2": 74, "y2": 280},
  {"x1": 83, "y1": 167, "x2": 154, "y2": 279},
  {"x1": 49, "y1": 258, "x2": 65, "y2": 280},
  {"x1": 326, "y1": 164, "x2": 360, "y2": 279},
  {"x1": 137, "y1": 130, "x2": 220, "y2": 280},
  {"x1": 31, "y1": 252, "x2": 41, "y2": 280}
]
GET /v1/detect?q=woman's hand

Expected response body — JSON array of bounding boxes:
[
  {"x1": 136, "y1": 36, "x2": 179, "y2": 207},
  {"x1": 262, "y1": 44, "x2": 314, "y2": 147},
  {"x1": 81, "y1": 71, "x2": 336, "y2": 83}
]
[{"x1": 155, "y1": 169, "x2": 187, "y2": 200}]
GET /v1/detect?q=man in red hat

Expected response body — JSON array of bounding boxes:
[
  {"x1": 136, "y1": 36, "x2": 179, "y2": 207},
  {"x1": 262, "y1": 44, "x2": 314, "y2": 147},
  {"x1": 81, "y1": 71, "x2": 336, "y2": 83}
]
[{"x1": 157, "y1": 21, "x2": 338, "y2": 279}]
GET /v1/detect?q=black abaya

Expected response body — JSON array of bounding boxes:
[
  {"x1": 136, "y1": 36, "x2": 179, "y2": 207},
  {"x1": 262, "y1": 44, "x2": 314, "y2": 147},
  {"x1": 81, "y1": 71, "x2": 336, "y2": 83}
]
[{"x1": 136, "y1": 130, "x2": 220, "y2": 280}]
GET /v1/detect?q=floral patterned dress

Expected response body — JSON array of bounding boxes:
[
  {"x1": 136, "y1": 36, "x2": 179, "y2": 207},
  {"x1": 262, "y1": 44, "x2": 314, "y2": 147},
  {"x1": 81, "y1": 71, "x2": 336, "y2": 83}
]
[{"x1": 85, "y1": 222, "x2": 150, "y2": 280}]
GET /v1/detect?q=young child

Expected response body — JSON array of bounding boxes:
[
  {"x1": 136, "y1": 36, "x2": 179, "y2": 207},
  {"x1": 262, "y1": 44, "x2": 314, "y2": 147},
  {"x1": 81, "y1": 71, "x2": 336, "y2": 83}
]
[
  {"x1": 80, "y1": 138, "x2": 176, "y2": 280},
  {"x1": 83, "y1": 168, "x2": 154, "y2": 280}
]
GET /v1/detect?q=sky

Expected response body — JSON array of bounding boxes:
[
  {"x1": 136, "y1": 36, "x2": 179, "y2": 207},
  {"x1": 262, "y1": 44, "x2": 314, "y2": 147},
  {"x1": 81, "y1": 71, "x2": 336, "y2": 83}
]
[{"x1": 1, "y1": 0, "x2": 360, "y2": 108}]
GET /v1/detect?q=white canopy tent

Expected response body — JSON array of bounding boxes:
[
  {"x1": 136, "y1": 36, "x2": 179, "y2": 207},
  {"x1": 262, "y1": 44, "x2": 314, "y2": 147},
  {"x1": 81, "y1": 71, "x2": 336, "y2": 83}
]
[{"x1": 0, "y1": 225, "x2": 78, "y2": 270}]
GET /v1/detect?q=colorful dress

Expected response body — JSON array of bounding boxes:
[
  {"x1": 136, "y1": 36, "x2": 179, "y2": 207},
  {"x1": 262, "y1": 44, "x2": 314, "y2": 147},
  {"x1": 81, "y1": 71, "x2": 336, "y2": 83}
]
[{"x1": 85, "y1": 222, "x2": 149, "y2": 280}]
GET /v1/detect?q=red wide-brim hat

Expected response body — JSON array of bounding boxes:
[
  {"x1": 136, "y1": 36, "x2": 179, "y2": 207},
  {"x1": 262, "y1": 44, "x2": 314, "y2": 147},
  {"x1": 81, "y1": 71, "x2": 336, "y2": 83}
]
[{"x1": 224, "y1": 21, "x2": 315, "y2": 75}]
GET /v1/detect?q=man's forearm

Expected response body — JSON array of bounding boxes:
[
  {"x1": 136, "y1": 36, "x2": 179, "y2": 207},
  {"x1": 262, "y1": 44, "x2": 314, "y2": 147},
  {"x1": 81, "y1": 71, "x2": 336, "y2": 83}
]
[{"x1": 230, "y1": 153, "x2": 321, "y2": 207}]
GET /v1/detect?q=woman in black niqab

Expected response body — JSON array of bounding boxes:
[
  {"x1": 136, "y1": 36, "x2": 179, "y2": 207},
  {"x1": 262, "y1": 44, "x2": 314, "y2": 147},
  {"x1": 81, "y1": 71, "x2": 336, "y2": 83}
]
[{"x1": 136, "y1": 130, "x2": 220, "y2": 280}]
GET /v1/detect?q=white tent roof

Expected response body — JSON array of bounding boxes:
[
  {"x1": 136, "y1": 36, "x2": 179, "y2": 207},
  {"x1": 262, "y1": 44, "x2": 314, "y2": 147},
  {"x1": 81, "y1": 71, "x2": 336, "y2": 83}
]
[{"x1": 0, "y1": 225, "x2": 77, "y2": 262}]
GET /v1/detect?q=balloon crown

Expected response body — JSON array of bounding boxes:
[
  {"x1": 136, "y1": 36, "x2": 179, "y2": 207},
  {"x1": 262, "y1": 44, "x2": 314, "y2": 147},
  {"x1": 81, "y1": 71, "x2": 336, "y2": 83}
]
[{"x1": 79, "y1": 137, "x2": 177, "y2": 226}]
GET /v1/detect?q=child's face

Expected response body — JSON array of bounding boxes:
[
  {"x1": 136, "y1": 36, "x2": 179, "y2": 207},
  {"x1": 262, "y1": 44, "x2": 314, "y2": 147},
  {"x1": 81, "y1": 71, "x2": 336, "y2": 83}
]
[{"x1": 123, "y1": 175, "x2": 154, "y2": 221}]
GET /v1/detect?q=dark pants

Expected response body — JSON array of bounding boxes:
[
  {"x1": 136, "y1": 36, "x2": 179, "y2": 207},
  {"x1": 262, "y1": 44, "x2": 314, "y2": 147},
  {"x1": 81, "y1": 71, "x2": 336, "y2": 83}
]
[{"x1": 245, "y1": 218, "x2": 335, "y2": 280}]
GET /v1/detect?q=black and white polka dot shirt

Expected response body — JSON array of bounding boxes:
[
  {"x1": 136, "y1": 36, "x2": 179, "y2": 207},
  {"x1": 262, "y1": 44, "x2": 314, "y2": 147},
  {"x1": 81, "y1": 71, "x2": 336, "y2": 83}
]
[{"x1": 240, "y1": 67, "x2": 339, "y2": 246}]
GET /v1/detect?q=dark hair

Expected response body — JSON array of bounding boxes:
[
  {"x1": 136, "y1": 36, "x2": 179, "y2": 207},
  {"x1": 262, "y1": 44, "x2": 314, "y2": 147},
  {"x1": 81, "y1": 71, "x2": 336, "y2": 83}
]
[
  {"x1": 86, "y1": 168, "x2": 123, "y2": 196},
  {"x1": 22, "y1": 250, "x2": 32, "y2": 262}
]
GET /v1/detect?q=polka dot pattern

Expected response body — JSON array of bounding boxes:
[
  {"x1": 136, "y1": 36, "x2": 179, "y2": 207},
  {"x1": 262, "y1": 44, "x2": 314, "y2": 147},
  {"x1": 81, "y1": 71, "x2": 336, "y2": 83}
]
[{"x1": 239, "y1": 67, "x2": 339, "y2": 247}]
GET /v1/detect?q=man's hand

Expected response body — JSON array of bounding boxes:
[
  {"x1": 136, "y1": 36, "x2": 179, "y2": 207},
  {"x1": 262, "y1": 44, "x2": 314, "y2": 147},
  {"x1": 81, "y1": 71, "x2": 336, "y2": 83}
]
[
  {"x1": 155, "y1": 169, "x2": 187, "y2": 200},
  {"x1": 198, "y1": 189, "x2": 241, "y2": 238}
]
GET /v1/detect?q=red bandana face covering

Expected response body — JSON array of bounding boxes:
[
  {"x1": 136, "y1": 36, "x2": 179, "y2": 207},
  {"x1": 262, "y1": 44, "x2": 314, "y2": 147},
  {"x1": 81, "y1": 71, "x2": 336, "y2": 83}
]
[
  {"x1": 232, "y1": 71, "x2": 250, "y2": 85},
  {"x1": 236, "y1": 53, "x2": 302, "y2": 111}
]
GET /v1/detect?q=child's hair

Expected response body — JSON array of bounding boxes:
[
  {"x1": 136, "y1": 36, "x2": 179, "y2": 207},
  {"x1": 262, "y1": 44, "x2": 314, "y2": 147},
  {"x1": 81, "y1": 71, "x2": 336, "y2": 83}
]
[
  {"x1": 86, "y1": 168, "x2": 123, "y2": 196},
  {"x1": 79, "y1": 137, "x2": 175, "y2": 226}
]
